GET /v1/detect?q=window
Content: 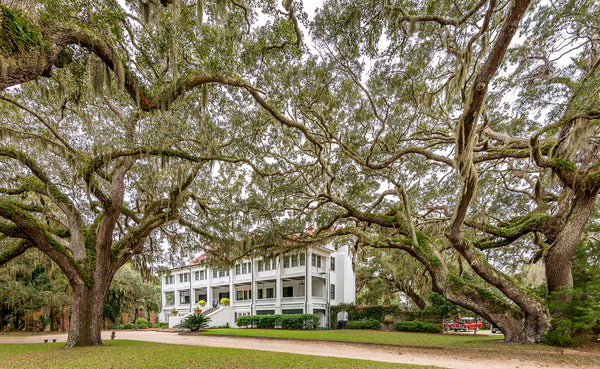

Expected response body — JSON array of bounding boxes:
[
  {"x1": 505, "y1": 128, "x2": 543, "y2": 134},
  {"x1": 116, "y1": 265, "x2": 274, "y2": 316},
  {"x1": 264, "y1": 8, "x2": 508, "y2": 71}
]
[
  {"x1": 311, "y1": 254, "x2": 322, "y2": 267},
  {"x1": 291, "y1": 254, "x2": 298, "y2": 267},
  {"x1": 317, "y1": 255, "x2": 322, "y2": 268},
  {"x1": 199, "y1": 270, "x2": 205, "y2": 280},
  {"x1": 311, "y1": 254, "x2": 316, "y2": 266},
  {"x1": 212, "y1": 270, "x2": 218, "y2": 278},
  {"x1": 219, "y1": 270, "x2": 228, "y2": 277},
  {"x1": 283, "y1": 286, "x2": 293, "y2": 298},
  {"x1": 266, "y1": 288, "x2": 274, "y2": 298},
  {"x1": 330, "y1": 257, "x2": 336, "y2": 271},
  {"x1": 284, "y1": 256, "x2": 290, "y2": 268},
  {"x1": 265, "y1": 259, "x2": 271, "y2": 271},
  {"x1": 257, "y1": 289, "x2": 263, "y2": 299},
  {"x1": 179, "y1": 291, "x2": 190, "y2": 304},
  {"x1": 258, "y1": 260, "x2": 264, "y2": 271},
  {"x1": 179, "y1": 273, "x2": 189, "y2": 283},
  {"x1": 236, "y1": 264, "x2": 241, "y2": 275},
  {"x1": 299, "y1": 253, "x2": 305, "y2": 266},
  {"x1": 242, "y1": 262, "x2": 248, "y2": 274},
  {"x1": 165, "y1": 276, "x2": 172, "y2": 285},
  {"x1": 195, "y1": 271, "x2": 199, "y2": 280},
  {"x1": 330, "y1": 284, "x2": 336, "y2": 300},
  {"x1": 165, "y1": 292, "x2": 175, "y2": 305}
]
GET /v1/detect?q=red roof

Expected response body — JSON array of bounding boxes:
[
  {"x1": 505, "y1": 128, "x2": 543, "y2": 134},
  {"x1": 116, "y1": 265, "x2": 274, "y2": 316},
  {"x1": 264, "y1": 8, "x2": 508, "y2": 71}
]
[{"x1": 186, "y1": 254, "x2": 205, "y2": 266}]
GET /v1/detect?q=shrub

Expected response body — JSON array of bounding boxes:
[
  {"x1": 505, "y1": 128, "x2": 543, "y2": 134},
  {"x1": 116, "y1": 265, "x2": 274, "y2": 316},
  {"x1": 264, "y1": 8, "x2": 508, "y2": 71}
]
[
  {"x1": 236, "y1": 314, "x2": 320, "y2": 329},
  {"x1": 394, "y1": 320, "x2": 441, "y2": 333},
  {"x1": 257, "y1": 314, "x2": 278, "y2": 328},
  {"x1": 220, "y1": 297, "x2": 230, "y2": 306},
  {"x1": 544, "y1": 323, "x2": 575, "y2": 347},
  {"x1": 346, "y1": 320, "x2": 381, "y2": 330},
  {"x1": 182, "y1": 314, "x2": 211, "y2": 331},
  {"x1": 113, "y1": 323, "x2": 123, "y2": 330},
  {"x1": 122, "y1": 323, "x2": 138, "y2": 330},
  {"x1": 135, "y1": 318, "x2": 148, "y2": 325},
  {"x1": 138, "y1": 323, "x2": 148, "y2": 329},
  {"x1": 159, "y1": 322, "x2": 168, "y2": 328}
]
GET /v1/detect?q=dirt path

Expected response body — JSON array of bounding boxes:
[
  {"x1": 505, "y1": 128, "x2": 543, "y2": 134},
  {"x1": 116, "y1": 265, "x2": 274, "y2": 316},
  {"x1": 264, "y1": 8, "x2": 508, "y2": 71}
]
[{"x1": 0, "y1": 330, "x2": 596, "y2": 369}]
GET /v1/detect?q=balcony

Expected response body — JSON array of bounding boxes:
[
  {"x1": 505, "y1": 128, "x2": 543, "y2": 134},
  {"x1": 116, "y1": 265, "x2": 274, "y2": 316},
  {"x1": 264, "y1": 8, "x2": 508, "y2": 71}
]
[
  {"x1": 255, "y1": 298, "x2": 276, "y2": 306},
  {"x1": 233, "y1": 300, "x2": 251, "y2": 307},
  {"x1": 282, "y1": 296, "x2": 305, "y2": 304},
  {"x1": 312, "y1": 296, "x2": 326, "y2": 304}
]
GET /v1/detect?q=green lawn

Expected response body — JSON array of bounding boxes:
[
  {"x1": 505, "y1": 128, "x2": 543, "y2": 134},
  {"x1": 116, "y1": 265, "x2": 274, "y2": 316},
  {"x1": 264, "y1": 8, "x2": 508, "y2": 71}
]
[
  {"x1": 0, "y1": 340, "x2": 439, "y2": 369},
  {"x1": 198, "y1": 328, "x2": 555, "y2": 351}
]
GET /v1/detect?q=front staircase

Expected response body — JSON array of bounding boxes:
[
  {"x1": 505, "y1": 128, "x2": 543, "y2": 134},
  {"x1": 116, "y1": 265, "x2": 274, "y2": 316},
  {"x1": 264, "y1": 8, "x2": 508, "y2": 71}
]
[{"x1": 170, "y1": 305, "x2": 224, "y2": 328}]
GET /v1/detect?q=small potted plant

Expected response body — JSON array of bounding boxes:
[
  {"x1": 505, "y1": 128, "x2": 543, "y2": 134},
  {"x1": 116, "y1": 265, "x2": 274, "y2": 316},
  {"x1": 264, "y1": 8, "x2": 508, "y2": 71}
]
[
  {"x1": 219, "y1": 297, "x2": 230, "y2": 306},
  {"x1": 171, "y1": 307, "x2": 178, "y2": 316},
  {"x1": 194, "y1": 300, "x2": 206, "y2": 315}
]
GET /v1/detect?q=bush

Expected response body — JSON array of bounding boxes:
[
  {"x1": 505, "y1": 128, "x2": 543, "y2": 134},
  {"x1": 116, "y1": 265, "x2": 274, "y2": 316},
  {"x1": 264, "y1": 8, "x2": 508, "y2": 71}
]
[
  {"x1": 122, "y1": 323, "x2": 139, "y2": 330},
  {"x1": 135, "y1": 318, "x2": 148, "y2": 325},
  {"x1": 113, "y1": 323, "x2": 123, "y2": 330},
  {"x1": 346, "y1": 320, "x2": 381, "y2": 330},
  {"x1": 182, "y1": 314, "x2": 211, "y2": 331},
  {"x1": 220, "y1": 297, "x2": 230, "y2": 306},
  {"x1": 158, "y1": 322, "x2": 168, "y2": 328},
  {"x1": 544, "y1": 323, "x2": 575, "y2": 347},
  {"x1": 236, "y1": 314, "x2": 320, "y2": 329},
  {"x1": 138, "y1": 323, "x2": 148, "y2": 329},
  {"x1": 394, "y1": 321, "x2": 441, "y2": 333}
]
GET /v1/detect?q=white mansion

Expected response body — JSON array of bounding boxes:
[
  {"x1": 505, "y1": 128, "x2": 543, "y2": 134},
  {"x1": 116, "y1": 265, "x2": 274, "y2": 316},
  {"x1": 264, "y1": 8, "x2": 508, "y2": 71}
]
[{"x1": 158, "y1": 241, "x2": 355, "y2": 328}]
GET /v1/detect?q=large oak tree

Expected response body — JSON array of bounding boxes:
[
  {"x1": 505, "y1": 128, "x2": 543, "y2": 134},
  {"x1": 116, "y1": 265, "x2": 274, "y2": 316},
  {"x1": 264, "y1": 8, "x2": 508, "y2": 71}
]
[{"x1": 0, "y1": 0, "x2": 300, "y2": 347}]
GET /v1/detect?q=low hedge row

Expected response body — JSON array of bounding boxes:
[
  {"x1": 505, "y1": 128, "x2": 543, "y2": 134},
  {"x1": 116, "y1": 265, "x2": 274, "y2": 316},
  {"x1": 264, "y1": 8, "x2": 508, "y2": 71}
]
[
  {"x1": 236, "y1": 314, "x2": 320, "y2": 329},
  {"x1": 113, "y1": 322, "x2": 168, "y2": 329},
  {"x1": 394, "y1": 320, "x2": 441, "y2": 333},
  {"x1": 346, "y1": 320, "x2": 381, "y2": 330}
]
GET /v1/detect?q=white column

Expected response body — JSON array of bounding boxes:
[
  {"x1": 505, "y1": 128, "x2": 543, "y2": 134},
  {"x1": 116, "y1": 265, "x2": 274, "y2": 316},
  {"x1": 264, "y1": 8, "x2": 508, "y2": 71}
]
[
  {"x1": 251, "y1": 259, "x2": 257, "y2": 315},
  {"x1": 306, "y1": 251, "x2": 313, "y2": 314},
  {"x1": 275, "y1": 256, "x2": 282, "y2": 308},
  {"x1": 229, "y1": 268, "x2": 235, "y2": 305},
  {"x1": 207, "y1": 267, "x2": 214, "y2": 307}
]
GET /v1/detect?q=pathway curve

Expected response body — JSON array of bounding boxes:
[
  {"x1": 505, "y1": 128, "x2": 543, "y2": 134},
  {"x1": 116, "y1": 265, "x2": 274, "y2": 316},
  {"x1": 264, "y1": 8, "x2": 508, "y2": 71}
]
[{"x1": 1, "y1": 330, "x2": 596, "y2": 369}]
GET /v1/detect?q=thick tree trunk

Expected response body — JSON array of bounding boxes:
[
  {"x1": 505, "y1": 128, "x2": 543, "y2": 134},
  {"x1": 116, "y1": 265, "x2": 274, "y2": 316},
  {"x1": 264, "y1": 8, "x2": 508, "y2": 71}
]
[
  {"x1": 65, "y1": 275, "x2": 112, "y2": 348},
  {"x1": 395, "y1": 237, "x2": 550, "y2": 343},
  {"x1": 405, "y1": 288, "x2": 426, "y2": 311},
  {"x1": 545, "y1": 189, "x2": 598, "y2": 302}
]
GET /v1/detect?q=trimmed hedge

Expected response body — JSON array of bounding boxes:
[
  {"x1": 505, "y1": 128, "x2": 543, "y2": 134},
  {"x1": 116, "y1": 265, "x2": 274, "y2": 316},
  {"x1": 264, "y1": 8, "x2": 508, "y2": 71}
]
[
  {"x1": 330, "y1": 304, "x2": 439, "y2": 328},
  {"x1": 236, "y1": 314, "x2": 320, "y2": 329},
  {"x1": 394, "y1": 320, "x2": 441, "y2": 333},
  {"x1": 346, "y1": 320, "x2": 381, "y2": 330}
]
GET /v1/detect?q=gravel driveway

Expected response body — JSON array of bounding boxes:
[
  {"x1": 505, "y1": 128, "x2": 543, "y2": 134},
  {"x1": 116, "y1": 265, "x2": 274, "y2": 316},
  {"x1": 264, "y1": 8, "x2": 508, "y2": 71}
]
[{"x1": 1, "y1": 330, "x2": 596, "y2": 369}]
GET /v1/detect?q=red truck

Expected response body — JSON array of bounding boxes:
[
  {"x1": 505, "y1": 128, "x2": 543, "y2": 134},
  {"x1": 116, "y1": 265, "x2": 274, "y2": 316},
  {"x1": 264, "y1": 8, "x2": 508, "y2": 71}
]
[{"x1": 444, "y1": 317, "x2": 482, "y2": 332}]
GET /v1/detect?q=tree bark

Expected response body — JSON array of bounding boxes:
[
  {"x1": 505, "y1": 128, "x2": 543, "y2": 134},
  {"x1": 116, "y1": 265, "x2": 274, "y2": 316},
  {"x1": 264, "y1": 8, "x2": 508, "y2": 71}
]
[
  {"x1": 544, "y1": 188, "x2": 599, "y2": 301},
  {"x1": 392, "y1": 237, "x2": 550, "y2": 343},
  {"x1": 65, "y1": 273, "x2": 113, "y2": 347}
]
